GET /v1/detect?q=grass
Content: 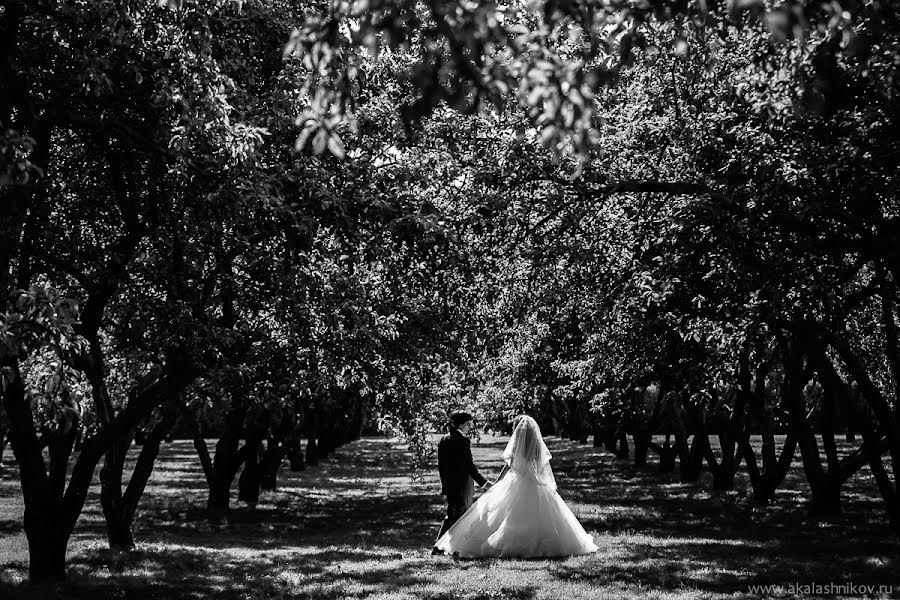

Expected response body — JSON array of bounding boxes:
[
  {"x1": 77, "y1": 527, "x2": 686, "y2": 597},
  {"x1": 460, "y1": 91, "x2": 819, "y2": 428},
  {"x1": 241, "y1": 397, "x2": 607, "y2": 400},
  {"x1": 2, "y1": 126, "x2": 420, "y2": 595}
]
[{"x1": 0, "y1": 434, "x2": 898, "y2": 599}]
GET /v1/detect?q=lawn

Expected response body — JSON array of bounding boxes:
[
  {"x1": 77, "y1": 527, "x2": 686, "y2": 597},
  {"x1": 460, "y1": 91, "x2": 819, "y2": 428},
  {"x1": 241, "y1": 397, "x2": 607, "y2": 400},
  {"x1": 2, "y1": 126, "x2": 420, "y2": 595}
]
[{"x1": 0, "y1": 435, "x2": 898, "y2": 599}]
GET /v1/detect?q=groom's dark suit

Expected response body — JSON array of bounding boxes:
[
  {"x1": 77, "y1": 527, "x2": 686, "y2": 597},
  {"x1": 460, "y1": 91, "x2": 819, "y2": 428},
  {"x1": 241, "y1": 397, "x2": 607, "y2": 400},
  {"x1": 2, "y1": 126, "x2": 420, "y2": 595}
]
[{"x1": 437, "y1": 427, "x2": 488, "y2": 538}]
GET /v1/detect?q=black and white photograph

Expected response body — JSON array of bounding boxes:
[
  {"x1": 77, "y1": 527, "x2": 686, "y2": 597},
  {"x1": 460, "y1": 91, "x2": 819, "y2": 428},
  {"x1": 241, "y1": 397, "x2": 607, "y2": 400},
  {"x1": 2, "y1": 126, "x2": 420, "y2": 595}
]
[{"x1": 1, "y1": 0, "x2": 899, "y2": 597}]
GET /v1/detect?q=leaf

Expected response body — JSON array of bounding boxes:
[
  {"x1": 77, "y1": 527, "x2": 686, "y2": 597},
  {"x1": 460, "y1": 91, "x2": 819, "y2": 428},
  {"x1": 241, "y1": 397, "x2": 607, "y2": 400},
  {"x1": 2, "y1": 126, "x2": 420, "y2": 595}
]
[
  {"x1": 326, "y1": 132, "x2": 345, "y2": 159},
  {"x1": 312, "y1": 128, "x2": 328, "y2": 155},
  {"x1": 295, "y1": 120, "x2": 318, "y2": 152},
  {"x1": 537, "y1": 125, "x2": 559, "y2": 148}
]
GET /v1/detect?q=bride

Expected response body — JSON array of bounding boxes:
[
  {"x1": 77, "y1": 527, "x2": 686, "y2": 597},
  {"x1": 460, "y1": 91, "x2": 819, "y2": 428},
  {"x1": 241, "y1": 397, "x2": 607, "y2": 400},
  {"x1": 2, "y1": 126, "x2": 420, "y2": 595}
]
[{"x1": 434, "y1": 415, "x2": 598, "y2": 558}]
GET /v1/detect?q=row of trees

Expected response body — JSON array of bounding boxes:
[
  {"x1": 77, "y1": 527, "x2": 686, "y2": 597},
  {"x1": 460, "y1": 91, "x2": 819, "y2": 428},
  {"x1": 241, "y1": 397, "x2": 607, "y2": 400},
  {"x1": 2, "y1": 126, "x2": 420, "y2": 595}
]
[
  {"x1": 454, "y1": 0, "x2": 900, "y2": 536},
  {"x1": 1, "y1": 0, "x2": 898, "y2": 589},
  {"x1": 0, "y1": 0, "x2": 483, "y2": 586}
]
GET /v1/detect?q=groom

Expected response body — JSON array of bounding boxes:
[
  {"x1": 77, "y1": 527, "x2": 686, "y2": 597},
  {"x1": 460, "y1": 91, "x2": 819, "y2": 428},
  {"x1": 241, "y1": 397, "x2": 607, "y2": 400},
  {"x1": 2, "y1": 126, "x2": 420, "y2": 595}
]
[{"x1": 432, "y1": 410, "x2": 492, "y2": 553}]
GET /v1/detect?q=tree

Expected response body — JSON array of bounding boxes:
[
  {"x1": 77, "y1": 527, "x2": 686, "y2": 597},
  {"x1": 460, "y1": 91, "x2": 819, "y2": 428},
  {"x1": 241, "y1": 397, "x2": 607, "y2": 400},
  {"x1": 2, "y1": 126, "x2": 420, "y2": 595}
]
[{"x1": 0, "y1": 0, "x2": 272, "y2": 581}]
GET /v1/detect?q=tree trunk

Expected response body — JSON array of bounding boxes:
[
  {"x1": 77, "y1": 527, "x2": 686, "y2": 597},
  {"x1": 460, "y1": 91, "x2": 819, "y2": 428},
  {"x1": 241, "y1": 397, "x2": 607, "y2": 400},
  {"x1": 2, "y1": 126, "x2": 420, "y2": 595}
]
[
  {"x1": 207, "y1": 480, "x2": 231, "y2": 521},
  {"x1": 590, "y1": 414, "x2": 601, "y2": 448},
  {"x1": 24, "y1": 507, "x2": 68, "y2": 586},
  {"x1": 861, "y1": 424, "x2": 900, "y2": 539},
  {"x1": 287, "y1": 421, "x2": 305, "y2": 471},
  {"x1": 306, "y1": 437, "x2": 319, "y2": 466},
  {"x1": 829, "y1": 331, "x2": 900, "y2": 497},
  {"x1": 632, "y1": 431, "x2": 651, "y2": 467},
  {"x1": 237, "y1": 440, "x2": 262, "y2": 508},
  {"x1": 235, "y1": 402, "x2": 272, "y2": 508},
  {"x1": 566, "y1": 396, "x2": 589, "y2": 443},
  {"x1": 603, "y1": 434, "x2": 616, "y2": 454},
  {"x1": 818, "y1": 348, "x2": 899, "y2": 534},
  {"x1": 101, "y1": 393, "x2": 183, "y2": 550},
  {"x1": 710, "y1": 433, "x2": 739, "y2": 491},
  {"x1": 742, "y1": 431, "x2": 797, "y2": 505},
  {"x1": 306, "y1": 409, "x2": 320, "y2": 467},
  {"x1": 680, "y1": 433, "x2": 709, "y2": 482},
  {"x1": 658, "y1": 434, "x2": 677, "y2": 473},
  {"x1": 615, "y1": 425, "x2": 629, "y2": 459},
  {"x1": 260, "y1": 438, "x2": 287, "y2": 491},
  {"x1": 711, "y1": 467, "x2": 735, "y2": 490},
  {"x1": 601, "y1": 416, "x2": 619, "y2": 454},
  {"x1": 347, "y1": 398, "x2": 368, "y2": 442},
  {"x1": 791, "y1": 335, "x2": 845, "y2": 517},
  {"x1": 740, "y1": 352, "x2": 796, "y2": 505},
  {"x1": 710, "y1": 359, "x2": 751, "y2": 492},
  {"x1": 4, "y1": 356, "x2": 74, "y2": 586},
  {"x1": 104, "y1": 510, "x2": 135, "y2": 551},
  {"x1": 207, "y1": 392, "x2": 249, "y2": 520},
  {"x1": 100, "y1": 436, "x2": 135, "y2": 550},
  {"x1": 317, "y1": 435, "x2": 331, "y2": 460}
]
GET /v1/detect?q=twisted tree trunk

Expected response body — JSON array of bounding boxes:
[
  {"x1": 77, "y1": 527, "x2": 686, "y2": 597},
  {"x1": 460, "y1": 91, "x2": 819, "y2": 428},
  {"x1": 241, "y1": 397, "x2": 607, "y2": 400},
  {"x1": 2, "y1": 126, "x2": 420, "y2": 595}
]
[
  {"x1": 206, "y1": 392, "x2": 250, "y2": 520},
  {"x1": 4, "y1": 353, "x2": 195, "y2": 584},
  {"x1": 9, "y1": 355, "x2": 79, "y2": 584},
  {"x1": 100, "y1": 393, "x2": 184, "y2": 550},
  {"x1": 656, "y1": 434, "x2": 677, "y2": 473},
  {"x1": 783, "y1": 334, "x2": 843, "y2": 515},
  {"x1": 259, "y1": 437, "x2": 289, "y2": 491},
  {"x1": 259, "y1": 414, "x2": 294, "y2": 490},
  {"x1": 741, "y1": 430, "x2": 797, "y2": 504},
  {"x1": 237, "y1": 408, "x2": 270, "y2": 508},
  {"x1": 706, "y1": 385, "x2": 748, "y2": 491}
]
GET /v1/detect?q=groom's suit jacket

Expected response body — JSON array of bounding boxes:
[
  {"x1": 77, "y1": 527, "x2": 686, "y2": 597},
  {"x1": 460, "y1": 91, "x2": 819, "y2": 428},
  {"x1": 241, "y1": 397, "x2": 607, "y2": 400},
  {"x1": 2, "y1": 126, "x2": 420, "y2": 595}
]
[{"x1": 438, "y1": 428, "x2": 488, "y2": 500}]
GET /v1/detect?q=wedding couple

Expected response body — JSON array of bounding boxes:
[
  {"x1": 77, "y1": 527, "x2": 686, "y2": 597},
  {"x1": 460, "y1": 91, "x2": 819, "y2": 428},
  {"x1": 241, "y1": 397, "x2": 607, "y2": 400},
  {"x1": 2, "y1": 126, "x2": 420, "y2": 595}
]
[{"x1": 432, "y1": 411, "x2": 598, "y2": 558}]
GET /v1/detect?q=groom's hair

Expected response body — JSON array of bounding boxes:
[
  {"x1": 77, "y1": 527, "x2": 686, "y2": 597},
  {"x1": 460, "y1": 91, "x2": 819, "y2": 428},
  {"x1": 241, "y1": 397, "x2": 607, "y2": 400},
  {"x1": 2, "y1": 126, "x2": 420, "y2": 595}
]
[{"x1": 448, "y1": 410, "x2": 474, "y2": 429}]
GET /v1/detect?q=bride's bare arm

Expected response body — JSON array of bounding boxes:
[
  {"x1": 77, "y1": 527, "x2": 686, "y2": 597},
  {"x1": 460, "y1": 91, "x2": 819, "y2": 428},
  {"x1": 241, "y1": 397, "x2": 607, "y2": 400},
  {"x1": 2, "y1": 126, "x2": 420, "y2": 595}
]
[{"x1": 495, "y1": 464, "x2": 510, "y2": 483}]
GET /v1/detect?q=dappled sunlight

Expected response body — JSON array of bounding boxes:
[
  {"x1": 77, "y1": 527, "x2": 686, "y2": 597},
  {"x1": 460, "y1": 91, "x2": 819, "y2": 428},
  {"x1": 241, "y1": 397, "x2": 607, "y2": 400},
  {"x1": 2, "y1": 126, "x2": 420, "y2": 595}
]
[{"x1": 1, "y1": 435, "x2": 898, "y2": 598}]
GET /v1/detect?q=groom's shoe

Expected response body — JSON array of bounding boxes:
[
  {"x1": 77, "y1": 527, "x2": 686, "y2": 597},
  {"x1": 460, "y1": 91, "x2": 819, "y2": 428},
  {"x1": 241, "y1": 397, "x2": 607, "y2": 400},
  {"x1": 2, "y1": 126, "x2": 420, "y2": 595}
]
[{"x1": 430, "y1": 547, "x2": 442, "y2": 556}]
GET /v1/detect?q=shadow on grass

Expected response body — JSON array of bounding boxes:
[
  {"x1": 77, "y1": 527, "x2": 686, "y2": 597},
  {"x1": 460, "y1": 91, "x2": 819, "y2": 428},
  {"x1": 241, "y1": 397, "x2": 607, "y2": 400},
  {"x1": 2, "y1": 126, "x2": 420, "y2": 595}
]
[
  {"x1": 1, "y1": 545, "x2": 465, "y2": 600},
  {"x1": 542, "y1": 438, "x2": 900, "y2": 594},
  {"x1": 1, "y1": 435, "x2": 898, "y2": 599}
]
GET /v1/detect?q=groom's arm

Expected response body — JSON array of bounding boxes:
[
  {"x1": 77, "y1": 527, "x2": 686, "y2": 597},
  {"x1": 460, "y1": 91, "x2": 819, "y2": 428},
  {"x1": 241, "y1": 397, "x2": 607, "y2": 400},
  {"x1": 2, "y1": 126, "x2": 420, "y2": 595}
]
[{"x1": 465, "y1": 443, "x2": 489, "y2": 488}]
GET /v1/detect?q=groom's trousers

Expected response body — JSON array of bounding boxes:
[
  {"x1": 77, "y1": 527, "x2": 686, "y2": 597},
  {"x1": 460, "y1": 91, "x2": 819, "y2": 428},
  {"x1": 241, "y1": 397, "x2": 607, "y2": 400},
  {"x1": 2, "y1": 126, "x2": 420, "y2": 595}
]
[
  {"x1": 437, "y1": 494, "x2": 468, "y2": 539},
  {"x1": 438, "y1": 496, "x2": 468, "y2": 537},
  {"x1": 436, "y1": 477, "x2": 475, "y2": 543}
]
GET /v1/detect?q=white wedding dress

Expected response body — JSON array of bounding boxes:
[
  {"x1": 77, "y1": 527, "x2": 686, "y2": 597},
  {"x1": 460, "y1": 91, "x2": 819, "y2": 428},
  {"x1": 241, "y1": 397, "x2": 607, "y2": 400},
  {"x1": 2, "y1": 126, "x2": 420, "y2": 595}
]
[{"x1": 434, "y1": 416, "x2": 598, "y2": 558}]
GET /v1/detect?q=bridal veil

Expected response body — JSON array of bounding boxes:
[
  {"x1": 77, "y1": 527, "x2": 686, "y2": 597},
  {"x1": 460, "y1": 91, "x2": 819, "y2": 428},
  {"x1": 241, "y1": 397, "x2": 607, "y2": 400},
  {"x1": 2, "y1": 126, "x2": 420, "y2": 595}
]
[{"x1": 501, "y1": 415, "x2": 557, "y2": 490}]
